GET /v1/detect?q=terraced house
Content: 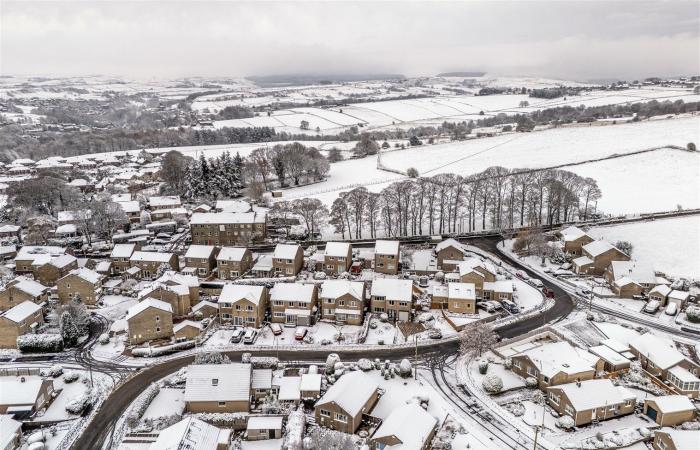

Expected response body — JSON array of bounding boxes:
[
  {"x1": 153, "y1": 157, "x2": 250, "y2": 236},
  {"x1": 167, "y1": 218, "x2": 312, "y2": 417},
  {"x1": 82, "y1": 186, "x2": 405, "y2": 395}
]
[
  {"x1": 190, "y1": 212, "x2": 267, "y2": 246},
  {"x1": 129, "y1": 251, "x2": 179, "y2": 279},
  {"x1": 32, "y1": 254, "x2": 79, "y2": 286},
  {"x1": 110, "y1": 243, "x2": 137, "y2": 274},
  {"x1": 218, "y1": 284, "x2": 268, "y2": 327},
  {"x1": 216, "y1": 247, "x2": 254, "y2": 279},
  {"x1": 320, "y1": 280, "x2": 365, "y2": 325},
  {"x1": 13, "y1": 246, "x2": 67, "y2": 273}
]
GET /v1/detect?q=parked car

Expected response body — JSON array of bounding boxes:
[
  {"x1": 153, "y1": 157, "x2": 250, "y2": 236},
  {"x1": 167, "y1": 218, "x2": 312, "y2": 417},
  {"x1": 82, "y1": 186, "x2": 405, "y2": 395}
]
[
  {"x1": 643, "y1": 300, "x2": 660, "y2": 314},
  {"x1": 542, "y1": 287, "x2": 555, "y2": 298},
  {"x1": 230, "y1": 328, "x2": 245, "y2": 343},
  {"x1": 665, "y1": 303, "x2": 678, "y2": 316},
  {"x1": 428, "y1": 329, "x2": 442, "y2": 339},
  {"x1": 515, "y1": 270, "x2": 529, "y2": 281},
  {"x1": 294, "y1": 327, "x2": 308, "y2": 341},
  {"x1": 270, "y1": 323, "x2": 283, "y2": 336},
  {"x1": 243, "y1": 329, "x2": 258, "y2": 344},
  {"x1": 576, "y1": 287, "x2": 592, "y2": 297},
  {"x1": 486, "y1": 300, "x2": 502, "y2": 311},
  {"x1": 478, "y1": 302, "x2": 495, "y2": 313},
  {"x1": 501, "y1": 300, "x2": 520, "y2": 314},
  {"x1": 529, "y1": 278, "x2": 544, "y2": 288}
]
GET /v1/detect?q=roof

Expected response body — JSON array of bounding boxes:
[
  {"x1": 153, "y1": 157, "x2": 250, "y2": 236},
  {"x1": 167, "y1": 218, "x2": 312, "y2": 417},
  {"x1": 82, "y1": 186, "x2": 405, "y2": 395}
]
[
  {"x1": 483, "y1": 280, "x2": 513, "y2": 294},
  {"x1": 215, "y1": 199, "x2": 251, "y2": 213},
  {"x1": 251, "y1": 369, "x2": 272, "y2": 390},
  {"x1": 55, "y1": 224, "x2": 77, "y2": 234},
  {"x1": 553, "y1": 379, "x2": 635, "y2": 411},
  {"x1": 184, "y1": 245, "x2": 216, "y2": 259},
  {"x1": 516, "y1": 341, "x2": 600, "y2": 378},
  {"x1": 217, "y1": 247, "x2": 249, "y2": 262},
  {"x1": 150, "y1": 416, "x2": 222, "y2": 450},
  {"x1": 667, "y1": 365, "x2": 700, "y2": 383},
  {"x1": 374, "y1": 240, "x2": 400, "y2": 255},
  {"x1": 649, "y1": 284, "x2": 672, "y2": 297},
  {"x1": 270, "y1": 283, "x2": 316, "y2": 303},
  {"x1": 630, "y1": 333, "x2": 685, "y2": 370},
  {"x1": 371, "y1": 278, "x2": 413, "y2": 302},
  {"x1": 300, "y1": 373, "x2": 322, "y2": 392},
  {"x1": 647, "y1": 395, "x2": 694, "y2": 413},
  {"x1": 325, "y1": 242, "x2": 351, "y2": 257},
  {"x1": 668, "y1": 290, "x2": 690, "y2": 301},
  {"x1": 583, "y1": 240, "x2": 626, "y2": 258},
  {"x1": 0, "y1": 224, "x2": 20, "y2": 233},
  {"x1": 320, "y1": 280, "x2": 364, "y2": 300},
  {"x1": 117, "y1": 200, "x2": 140, "y2": 214},
  {"x1": 190, "y1": 211, "x2": 265, "y2": 225},
  {"x1": 435, "y1": 238, "x2": 466, "y2": 254},
  {"x1": 15, "y1": 245, "x2": 66, "y2": 262},
  {"x1": 588, "y1": 345, "x2": 630, "y2": 365},
  {"x1": 559, "y1": 226, "x2": 589, "y2": 242},
  {"x1": 0, "y1": 301, "x2": 42, "y2": 323},
  {"x1": 252, "y1": 255, "x2": 273, "y2": 271},
  {"x1": 608, "y1": 260, "x2": 656, "y2": 284},
  {"x1": 157, "y1": 271, "x2": 199, "y2": 288},
  {"x1": 148, "y1": 196, "x2": 181, "y2": 207},
  {"x1": 111, "y1": 243, "x2": 136, "y2": 258},
  {"x1": 448, "y1": 282, "x2": 476, "y2": 300},
  {"x1": 247, "y1": 416, "x2": 283, "y2": 430},
  {"x1": 173, "y1": 320, "x2": 202, "y2": 333},
  {"x1": 0, "y1": 415, "x2": 21, "y2": 450},
  {"x1": 613, "y1": 276, "x2": 642, "y2": 288},
  {"x1": 573, "y1": 256, "x2": 593, "y2": 267},
  {"x1": 275, "y1": 376, "x2": 301, "y2": 401},
  {"x1": 130, "y1": 251, "x2": 174, "y2": 263},
  {"x1": 220, "y1": 284, "x2": 265, "y2": 306},
  {"x1": 316, "y1": 371, "x2": 379, "y2": 416},
  {"x1": 0, "y1": 376, "x2": 47, "y2": 405},
  {"x1": 458, "y1": 257, "x2": 497, "y2": 277},
  {"x1": 372, "y1": 403, "x2": 437, "y2": 450},
  {"x1": 658, "y1": 430, "x2": 700, "y2": 450},
  {"x1": 125, "y1": 298, "x2": 173, "y2": 321},
  {"x1": 193, "y1": 300, "x2": 218, "y2": 313},
  {"x1": 184, "y1": 364, "x2": 251, "y2": 403},
  {"x1": 600, "y1": 338, "x2": 630, "y2": 353},
  {"x1": 65, "y1": 267, "x2": 103, "y2": 284},
  {"x1": 140, "y1": 282, "x2": 190, "y2": 299},
  {"x1": 273, "y1": 243, "x2": 301, "y2": 260},
  {"x1": 10, "y1": 276, "x2": 47, "y2": 297}
]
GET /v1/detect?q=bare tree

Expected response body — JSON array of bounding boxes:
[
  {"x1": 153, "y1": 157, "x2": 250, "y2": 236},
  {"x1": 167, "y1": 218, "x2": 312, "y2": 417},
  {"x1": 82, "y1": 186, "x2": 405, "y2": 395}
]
[
  {"x1": 459, "y1": 323, "x2": 498, "y2": 359},
  {"x1": 160, "y1": 150, "x2": 189, "y2": 194},
  {"x1": 291, "y1": 198, "x2": 328, "y2": 238}
]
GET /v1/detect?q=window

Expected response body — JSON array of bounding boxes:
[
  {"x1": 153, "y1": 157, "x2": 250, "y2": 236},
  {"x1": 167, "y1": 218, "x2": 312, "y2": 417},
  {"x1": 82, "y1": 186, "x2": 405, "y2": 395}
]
[
  {"x1": 247, "y1": 305, "x2": 253, "y2": 311},
  {"x1": 235, "y1": 305, "x2": 241, "y2": 310},
  {"x1": 335, "y1": 413, "x2": 347, "y2": 422},
  {"x1": 212, "y1": 378, "x2": 219, "y2": 386},
  {"x1": 218, "y1": 401, "x2": 226, "y2": 407},
  {"x1": 156, "y1": 327, "x2": 161, "y2": 332},
  {"x1": 549, "y1": 392, "x2": 560, "y2": 405},
  {"x1": 527, "y1": 366, "x2": 538, "y2": 377},
  {"x1": 564, "y1": 405, "x2": 574, "y2": 416},
  {"x1": 320, "y1": 409, "x2": 330, "y2": 417}
]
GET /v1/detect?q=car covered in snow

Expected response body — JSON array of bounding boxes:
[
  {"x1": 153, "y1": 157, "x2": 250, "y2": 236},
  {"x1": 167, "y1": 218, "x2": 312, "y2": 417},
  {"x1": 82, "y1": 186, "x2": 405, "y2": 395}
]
[
  {"x1": 515, "y1": 270, "x2": 529, "y2": 281},
  {"x1": 643, "y1": 300, "x2": 660, "y2": 314},
  {"x1": 529, "y1": 278, "x2": 544, "y2": 288},
  {"x1": 665, "y1": 303, "x2": 678, "y2": 316},
  {"x1": 294, "y1": 327, "x2": 308, "y2": 341}
]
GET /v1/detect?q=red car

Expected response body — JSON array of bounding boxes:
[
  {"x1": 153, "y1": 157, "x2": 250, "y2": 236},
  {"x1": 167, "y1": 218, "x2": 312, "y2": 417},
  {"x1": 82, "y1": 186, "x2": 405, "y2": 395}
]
[
  {"x1": 542, "y1": 287, "x2": 555, "y2": 298},
  {"x1": 294, "y1": 327, "x2": 308, "y2": 341}
]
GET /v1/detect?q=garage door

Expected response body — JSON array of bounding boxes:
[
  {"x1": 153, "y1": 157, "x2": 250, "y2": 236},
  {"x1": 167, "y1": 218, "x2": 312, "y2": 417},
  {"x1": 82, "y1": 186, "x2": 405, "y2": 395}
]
[{"x1": 646, "y1": 406, "x2": 657, "y2": 421}]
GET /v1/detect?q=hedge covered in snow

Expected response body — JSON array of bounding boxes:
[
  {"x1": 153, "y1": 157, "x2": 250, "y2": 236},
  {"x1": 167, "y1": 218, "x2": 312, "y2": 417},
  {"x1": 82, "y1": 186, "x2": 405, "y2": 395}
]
[
  {"x1": 131, "y1": 340, "x2": 194, "y2": 357},
  {"x1": 126, "y1": 384, "x2": 160, "y2": 428},
  {"x1": 17, "y1": 334, "x2": 64, "y2": 353},
  {"x1": 65, "y1": 390, "x2": 92, "y2": 415}
]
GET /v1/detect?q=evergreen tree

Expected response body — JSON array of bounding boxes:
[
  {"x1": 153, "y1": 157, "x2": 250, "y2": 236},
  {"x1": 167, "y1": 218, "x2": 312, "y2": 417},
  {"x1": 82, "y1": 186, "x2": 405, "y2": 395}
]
[{"x1": 60, "y1": 311, "x2": 80, "y2": 347}]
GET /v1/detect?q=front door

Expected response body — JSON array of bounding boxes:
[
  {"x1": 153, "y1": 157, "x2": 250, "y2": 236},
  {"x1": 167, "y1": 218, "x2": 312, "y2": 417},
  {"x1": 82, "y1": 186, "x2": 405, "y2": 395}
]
[
  {"x1": 234, "y1": 316, "x2": 243, "y2": 326},
  {"x1": 646, "y1": 406, "x2": 657, "y2": 422}
]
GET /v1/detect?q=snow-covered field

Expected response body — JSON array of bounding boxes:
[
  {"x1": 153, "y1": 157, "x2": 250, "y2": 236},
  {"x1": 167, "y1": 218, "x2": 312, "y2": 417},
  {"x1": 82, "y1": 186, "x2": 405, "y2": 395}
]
[{"x1": 587, "y1": 216, "x2": 700, "y2": 278}]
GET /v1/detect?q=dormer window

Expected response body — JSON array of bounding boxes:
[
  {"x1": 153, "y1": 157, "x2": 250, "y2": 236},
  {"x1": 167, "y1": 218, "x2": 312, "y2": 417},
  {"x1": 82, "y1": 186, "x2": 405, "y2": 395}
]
[{"x1": 212, "y1": 378, "x2": 219, "y2": 386}]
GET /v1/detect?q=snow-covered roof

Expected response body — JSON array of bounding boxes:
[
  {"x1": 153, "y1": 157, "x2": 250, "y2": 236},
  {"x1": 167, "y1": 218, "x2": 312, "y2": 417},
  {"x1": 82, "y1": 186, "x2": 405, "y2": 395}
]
[
  {"x1": 0, "y1": 376, "x2": 47, "y2": 406},
  {"x1": 157, "y1": 271, "x2": 199, "y2": 288},
  {"x1": 559, "y1": 226, "x2": 589, "y2": 242},
  {"x1": 275, "y1": 376, "x2": 301, "y2": 402},
  {"x1": 648, "y1": 395, "x2": 694, "y2": 413},
  {"x1": 117, "y1": 200, "x2": 140, "y2": 214},
  {"x1": 0, "y1": 415, "x2": 21, "y2": 450},
  {"x1": 220, "y1": 284, "x2": 265, "y2": 306},
  {"x1": 193, "y1": 300, "x2": 218, "y2": 313},
  {"x1": 483, "y1": 280, "x2": 513, "y2": 294},
  {"x1": 125, "y1": 298, "x2": 173, "y2": 321},
  {"x1": 300, "y1": 373, "x2": 322, "y2": 392},
  {"x1": 273, "y1": 243, "x2": 301, "y2": 260},
  {"x1": 66, "y1": 267, "x2": 103, "y2": 284},
  {"x1": 148, "y1": 196, "x2": 181, "y2": 207},
  {"x1": 668, "y1": 290, "x2": 690, "y2": 301},
  {"x1": 48, "y1": 254, "x2": 77, "y2": 269},
  {"x1": 217, "y1": 247, "x2": 249, "y2": 262},
  {"x1": 150, "y1": 416, "x2": 223, "y2": 450},
  {"x1": 458, "y1": 257, "x2": 496, "y2": 277},
  {"x1": 251, "y1": 369, "x2": 272, "y2": 390},
  {"x1": 629, "y1": 333, "x2": 685, "y2": 370},
  {"x1": 252, "y1": 255, "x2": 273, "y2": 271},
  {"x1": 270, "y1": 283, "x2": 315, "y2": 303},
  {"x1": 247, "y1": 416, "x2": 283, "y2": 431},
  {"x1": 215, "y1": 199, "x2": 251, "y2": 213},
  {"x1": 111, "y1": 193, "x2": 132, "y2": 202},
  {"x1": 140, "y1": 282, "x2": 190, "y2": 299},
  {"x1": 371, "y1": 278, "x2": 413, "y2": 301},
  {"x1": 649, "y1": 284, "x2": 672, "y2": 297},
  {"x1": 0, "y1": 224, "x2": 20, "y2": 233},
  {"x1": 572, "y1": 256, "x2": 593, "y2": 266},
  {"x1": 0, "y1": 300, "x2": 42, "y2": 323},
  {"x1": 15, "y1": 245, "x2": 66, "y2": 262},
  {"x1": 667, "y1": 365, "x2": 700, "y2": 383},
  {"x1": 554, "y1": 379, "x2": 634, "y2": 411},
  {"x1": 184, "y1": 364, "x2": 251, "y2": 403},
  {"x1": 600, "y1": 338, "x2": 630, "y2": 353},
  {"x1": 324, "y1": 242, "x2": 351, "y2": 257},
  {"x1": 111, "y1": 243, "x2": 136, "y2": 258},
  {"x1": 320, "y1": 280, "x2": 364, "y2": 300},
  {"x1": 608, "y1": 260, "x2": 656, "y2": 284},
  {"x1": 613, "y1": 276, "x2": 642, "y2": 288},
  {"x1": 9, "y1": 276, "x2": 47, "y2": 297},
  {"x1": 316, "y1": 371, "x2": 379, "y2": 416},
  {"x1": 55, "y1": 224, "x2": 77, "y2": 235},
  {"x1": 588, "y1": 345, "x2": 629, "y2": 365},
  {"x1": 658, "y1": 430, "x2": 700, "y2": 450},
  {"x1": 435, "y1": 238, "x2": 466, "y2": 254},
  {"x1": 190, "y1": 211, "x2": 265, "y2": 225},
  {"x1": 174, "y1": 320, "x2": 202, "y2": 333},
  {"x1": 448, "y1": 282, "x2": 476, "y2": 300},
  {"x1": 130, "y1": 251, "x2": 174, "y2": 263},
  {"x1": 517, "y1": 340, "x2": 600, "y2": 378},
  {"x1": 184, "y1": 245, "x2": 216, "y2": 259},
  {"x1": 583, "y1": 240, "x2": 625, "y2": 258},
  {"x1": 372, "y1": 403, "x2": 437, "y2": 449},
  {"x1": 374, "y1": 240, "x2": 400, "y2": 255}
]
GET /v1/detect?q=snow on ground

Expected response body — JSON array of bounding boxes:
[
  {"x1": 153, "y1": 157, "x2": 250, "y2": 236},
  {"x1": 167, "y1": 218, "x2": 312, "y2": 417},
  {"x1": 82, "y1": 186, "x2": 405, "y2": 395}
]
[
  {"x1": 556, "y1": 414, "x2": 655, "y2": 449},
  {"x1": 96, "y1": 295, "x2": 137, "y2": 321},
  {"x1": 92, "y1": 334, "x2": 126, "y2": 360},
  {"x1": 593, "y1": 322, "x2": 643, "y2": 346},
  {"x1": 587, "y1": 216, "x2": 700, "y2": 278},
  {"x1": 240, "y1": 438, "x2": 283, "y2": 450},
  {"x1": 142, "y1": 387, "x2": 185, "y2": 420},
  {"x1": 35, "y1": 369, "x2": 108, "y2": 422},
  {"x1": 469, "y1": 353, "x2": 526, "y2": 391}
]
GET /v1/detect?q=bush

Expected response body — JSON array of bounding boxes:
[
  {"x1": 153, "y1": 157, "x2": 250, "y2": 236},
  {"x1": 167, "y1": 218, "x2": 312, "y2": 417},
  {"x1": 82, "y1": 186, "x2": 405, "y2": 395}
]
[
  {"x1": 357, "y1": 358, "x2": 373, "y2": 371},
  {"x1": 98, "y1": 333, "x2": 110, "y2": 345},
  {"x1": 63, "y1": 371, "x2": 80, "y2": 383},
  {"x1": 17, "y1": 334, "x2": 64, "y2": 353},
  {"x1": 48, "y1": 365, "x2": 64, "y2": 377},
  {"x1": 525, "y1": 377, "x2": 538, "y2": 388},
  {"x1": 65, "y1": 390, "x2": 92, "y2": 415},
  {"x1": 482, "y1": 375, "x2": 503, "y2": 394},
  {"x1": 325, "y1": 354, "x2": 340, "y2": 374},
  {"x1": 126, "y1": 384, "x2": 160, "y2": 428},
  {"x1": 556, "y1": 415, "x2": 575, "y2": 429},
  {"x1": 398, "y1": 359, "x2": 413, "y2": 378},
  {"x1": 686, "y1": 306, "x2": 700, "y2": 323},
  {"x1": 478, "y1": 361, "x2": 489, "y2": 375}
]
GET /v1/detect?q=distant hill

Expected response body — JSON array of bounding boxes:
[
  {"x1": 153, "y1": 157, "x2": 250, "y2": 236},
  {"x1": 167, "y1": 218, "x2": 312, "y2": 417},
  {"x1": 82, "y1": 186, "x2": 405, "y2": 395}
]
[
  {"x1": 246, "y1": 73, "x2": 405, "y2": 87},
  {"x1": 436, "y1": 71, "x2": 486, "y2": 77}
]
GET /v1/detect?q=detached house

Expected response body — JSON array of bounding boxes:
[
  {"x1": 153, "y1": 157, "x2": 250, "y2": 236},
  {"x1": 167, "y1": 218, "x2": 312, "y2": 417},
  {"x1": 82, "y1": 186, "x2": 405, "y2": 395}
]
[
  {"x1": 374, "y1": 240, "x2": 400, "y2": 275},
  {"x1": 0, "y1": 276, "x2": 49, "y2": 311},
  {"x1": 315, "y1": 371, "x2": 380, "y2": 434},
  {"x1": 184, "y1": 245, "x2": 219, "y2": 277},
  {"x1": 190, "y1": 212, "x2": 267, "y2": 246},
  {"x1": 652, "y1": 430, "x2": 698, "y2": 450},
  {"x1": 150, "y1": 417, "x2": 231, "y2": 450},
  {"x1": 33, "y1": 254, "x2": 78, "y2": 286},
  {"x1": 324, "y1": 242, "x2": 352, "y2": 275},
  {"x1": 435, "y1": 238, "x2": 467, "y2": 271},
  {"x1": 272, "y1": 244, "x2": 304, "y2": 276},
  {"x1": 0, "y1": 301, "x2": 44, "y2": 348},
  {"x1": 370, "y1": 278, "x2": 414, "y2": 322},
  {"x1": 446, "y1": 282, "x2": 477, "y2": 314},
  {"x1": 218, "y1": 284, "x2": 268, "y2": 328},
  {"x1": 14, "y1": 246, "x2": 67, "y2": 273},
  {"x1": 573, "y1": 240, "x2": 629, "y2": 276},
  {"x1": 370, "y1": 403, "x2": 438, "y2": 450},
  {"x1": 139, "y1": 282, "x2": 192, "y2": 317},
  {"x1": 129, "y1": 251, "x2": 179, "y2": 279},
  {"x1": 110, "y1": 243, "x2": 136, "y2": 274},
  {"x1": 546, "y1": 379, "x2": 635, "y2": 426},
  {"x1": 184, "y1": 364, "x2": 251, "y2": 413},
  {"x1": 604, "y1": 260, "x2": 657, "y2": 293},
  {"x1": 511, "y1": 340, "x2": 603, "y2": 389},
  {"x1": 56, "y1": 268, "x2": 104, "y2": 305},
  {"x1": 126, "y1": 298, "x2": 174, "y2": 345},
  {"x1": 270, "y1": 283, "x2": 318, "y2": 326},
  {"x1": 559, "y1": 226, "x2": 593, "y2": 255},
  {"x1": 320, "y1": 280, "x2": 365, "y2": 325},
  {"x1": 217, "y1": 247, "x2": 254, "y2": 279}
]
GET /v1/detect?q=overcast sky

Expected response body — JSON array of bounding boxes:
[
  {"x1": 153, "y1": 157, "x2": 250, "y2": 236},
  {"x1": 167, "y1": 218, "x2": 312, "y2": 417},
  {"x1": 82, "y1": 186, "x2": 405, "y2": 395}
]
[{"x1": 2, "y1": 1, "x2": 698, "y2": 81}]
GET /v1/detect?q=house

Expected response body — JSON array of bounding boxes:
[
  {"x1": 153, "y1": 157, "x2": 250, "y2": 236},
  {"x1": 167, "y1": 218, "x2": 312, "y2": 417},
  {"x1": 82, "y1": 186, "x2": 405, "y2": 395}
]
[
  {"x1": 370, "y1": 278, "x2": 414, "y2": 322},
  {"x1": 270, "y1": 283, "x2": 318, "y2": 326},
  {"x1": 588, "y1": 345, "x2": 630, "y2": 372},
  {"x1": 139, "y1": 283, "x2": 191, "y2": 317},
  {"x1": 218, "y1": 284, "x2": 268, "y2": 328},
  {"x1": 0, "y1": 224, "x2": 21, "y2": 240},
  {"x1": 324, "y1": 242, "x2": 352, "y2": 275},
  {"x1": 648, "y1": 284, "x2": 672, "y2": 305},
  {"x1": 190, "y1": 212, "x2": 267, "y2": 246},
  {"x1": 251, "y1": 255, "x2": 274, "y2": 278},
  {"x1": 0, "y1": 244, "x2": 17, "y2": 261},
  {"x1": 157, "y1": 271, "x2": 201, "y2": 305},
  {"x1": 56, "y1": 268, "x2": 104, "y2": 305},
  {"x1": 33, "y1": 254, "x2": 78, "y2": 286},
  {"x1": 667, "y1": 290, "x2": 690, "y2": 309},
  {"x1": 643, "y1": 396, "x2": 695, "y2": 426},
  {"x1": 125, "y1": 298, "x2": 174, "y2": 345},
  {"x1": 184, "y1": 245, "x2": 219, "y2": 277},
  {"x1": 150, "y1": 416, "x2": 231, "y2": 450},
  {"x1": 300, "y1": 373, "x2": 322, "y2": 400},
  {"x1": 174, "y1": 320, "x2": 202, "y2": 341},
  {"x1": 0, "y1": 301, "x2": 44, "y2": 348},
  {"x1": 110, "y1": 243, "x2": 137, "y2": 274},
  {"x1": 274, "y1": 375, "x2": 301, "y2": 405},
  {"x1": 319, "y1": 280, "x2": 365, "y2": 325},
  {"x1": 612, "y1": 277, "x2": 645, "y2": 299},
  {"x1": 14, "y1": 246, "x2": 67, "y2": 273},
  {"x1": 629, "y1": 333, "x2": 700, "y2": 398},
  {"x1": 443, "y1": 282, "x2": 477, "y2": 314},
  {"x1": 193, "y1": 300, "x2": 219, "y2": 320},
  {"x1": 272, "y1": 243, "x2": 304, "y2": 276},
  {"x1": 314, "y1": 371, "x2": 380, "y2": 433},
  {"x1": 0, "y1": 375, "x2": 55, "y2": 417},
  {"x1": 148, "y1": 196, "x2": 182, "y2": 220},
  {"x1": 435, "y1": 238, "x2": 467, "y2": 271},
  {"x1": 482, "y1": 280, "x2": 514, "y2": 301},
  {"x1": 546, "y1": 379, "x2": 635, "y2": 426},
  {"x1": 217, "y1": 247, "x2": 254, "y2": 279},
  {"x1": 573, "y1": 240, "x2": 629, "y2": 276},
  {"x1": 116, "y1": 200, "x2": 141, "y2": 223},
  {"x1": 457, "y1": 258, "x2": 497, "y2": 296},
  {"x1": 251, "y1": 369, "x2": 273, "y2": 401},
  {"x1": 215, "y1": 199, "x2": 251, "y2": 213},
  {"x1": 184, "y1": 364, "x2": 251, "y2": 413},
  {"x1": 0, "y1": 277, "x2": 49, "y2": 311},
  {"x1": 652, "y1": 429, "x2": 698, "y2": 450},
  {"x1": 604, "y1": 260, "x2": 657, "y2": 292},
  {"x1": 0, "y1": 414, "x2": 22, "y2": 450},
  {"x1": 246, "y1": 416, "x2": 283, "y2": 441},
  {"x1": 129, "y1": 251, "x2": 179, "y2": 279},
  {"x1": 510, "y1": 340, "x2": 603, "y2": 389},
  {"x1": 558, "y1": 226, "x2": 593, "y2": 255},
  {"x1": 370, "y1": 403, "x2": 438, "y2": 450},
  {"x1": 374, "y1": 240, "x2": 400, "y2": 275}
]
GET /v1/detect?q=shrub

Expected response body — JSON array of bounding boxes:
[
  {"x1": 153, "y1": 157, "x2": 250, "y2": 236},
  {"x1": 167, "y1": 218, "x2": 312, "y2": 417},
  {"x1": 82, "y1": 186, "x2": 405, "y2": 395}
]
[
  {"x1": 478, "y1": 361, "x2": 489, "y2": 375},
  {"x1": 48, "y1": 365, "x2": 64, "y2": 377},
  {"x1": 126, "y1": 384, "x2": 160, "y2": 428},
  {"x1": 65, "y1": 390, "x2": 92, "y2": 415},
  {"x1": 556, "y1": 415, "x2": 575, "y2": 429},
  {"x1": 98, "y1": 333, "x2": 110, "y2": 345},
  {"x1": 525, "y1": 377, "x2": 538, "y2": 388},
  {"x1": 398, "y1": 359, "x2": 413, "y2": 378},
  {"x1": 482, "y1": 375, "x2": 503, "y2": 394},
  {"x1": 17, "y1": 334, "x2": 64, "y2": 353},
  {"x1": 357, "y1": 358, "x2": 373, "y2": 371},
  {"x1": 325, "y1": 354, "x2": 340, "y2": 374},
  {"x1": 686, "y1": 306, "x2": 700, "y2": 323},
  {"x1": 63, "y1": 371, "x2": 80, "y2": 383}
]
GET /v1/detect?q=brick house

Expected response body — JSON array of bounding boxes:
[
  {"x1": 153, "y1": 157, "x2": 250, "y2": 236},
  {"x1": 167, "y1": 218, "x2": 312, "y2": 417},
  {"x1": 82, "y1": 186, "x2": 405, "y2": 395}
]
[
  {"x1": 370, "y1": 278, "x2": 414, "y2": 322},
  {"x1": 269, "y1": 283, "x2": 318, "y2": 326},
  {"x1": 604, "y1": 260, "x2": 658, "y2": 293},
  {"x1": 184, "y1": 364, "x2": 251, "y2": 413},
  {"x1": 651, "y1": 429, "x2": 697, "y2": 450},
  {"x1": 573, "y1": 241, "x2": 630, "y2": 276},
  {"x1": 511, "y1": 340, "x2": 603, "y2": 389},
  {"x1": 184, "y1": 245, "x2": 219, "y2": 277},
  {"x1": 323, "y1": 242, "x2": 352, "y2": 276},
  {"x1": 0, "y1": 375, "x2": 55, "y2": 415},
  {"x1": 559, "y1": 226, "x2": 594, "y2": 255},
  {"x1": 217, "y1": 247, "x2": 254, "y2": 279},
  {"x1": 611, "y1": 277, "x2": 645, "y2": 299},
  {"x1": 116, "y1": 200, "x2": 141, "y2": 223},
  {"x1": 457, "y1": 258, "x2": 497, "y2": 296},
  {"x1": 218, "y1": 284, "x2": 268, "y2": 328},
  {"x1": 0, "y1": 224, "x2": 21, "y2": 240},
  {"x1": 56, "y1": 268, "x2": 104, "y2": 305},
  {"x1": 435, "y1": 238, "x2": 467, "y2": 271},
  {"x1": 0, "y1": 301, "x2": 44, "y2": 348},
  {"x1": 0, "y1": 277, "x2": 49, "y2": 311},
  {"x1": 648, "y1": 284, "x2": 672, "y2": 305},
  {"x1": 374, "y1": 240, "x2": 400, "y2": 275},
  {"x1": 33, "y1": 254, "x2": 79, "y2": 286},
  {"x1": 643, "y1": 396, "x2": 695, "y2": 426},
  {"x1": 129, "y1": 251, "x2": 179, "y2": 279},
  {"x1": 546, "y1": 379, "x2": 635, "y2": 426},
  {"x1": 315, "y1": 371, "x2": 380, "y2": 433},
  {"x1": 125, "y1": 298, "x2": 174, "y2": 345},
  {"x1": 14, "y1": 246, "x2": 67, "y2": 273},
  {"x1": 319, "y1": 280, "x2": 365, "y2": 325},
  {"x1": 110, "y1": 243, "x2": 137, "y2": 274},
  {"x1": 157, "y1": 271, "x2": 201, "y2": 306},
  {"x1": 445, "y1": 282, "x2": 477, "y2": 314},
  {"x1": 139, "y1": 283, "x2": 192, "y2": 317},
  {"x1": 174, "y1": 320, "x2": 202, "y2": 341},
  {"x1": 190, "y1": 212, "x2": 267, "y2": 246},
  {"x1": 192, "y1": 300, "x2": 219, "y2": 319},
  {"x1": 370, "y1": 404, "x2": 437, "y2": 450},
  {"x1": 272, "y1": 244, "x2": 304, "y2": 276}
]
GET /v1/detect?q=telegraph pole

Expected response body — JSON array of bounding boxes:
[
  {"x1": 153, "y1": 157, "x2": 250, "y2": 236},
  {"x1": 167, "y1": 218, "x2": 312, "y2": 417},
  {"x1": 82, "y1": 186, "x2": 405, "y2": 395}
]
[{"x1": 414, "y1": 334, "x2": 419, "y2": 380}]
